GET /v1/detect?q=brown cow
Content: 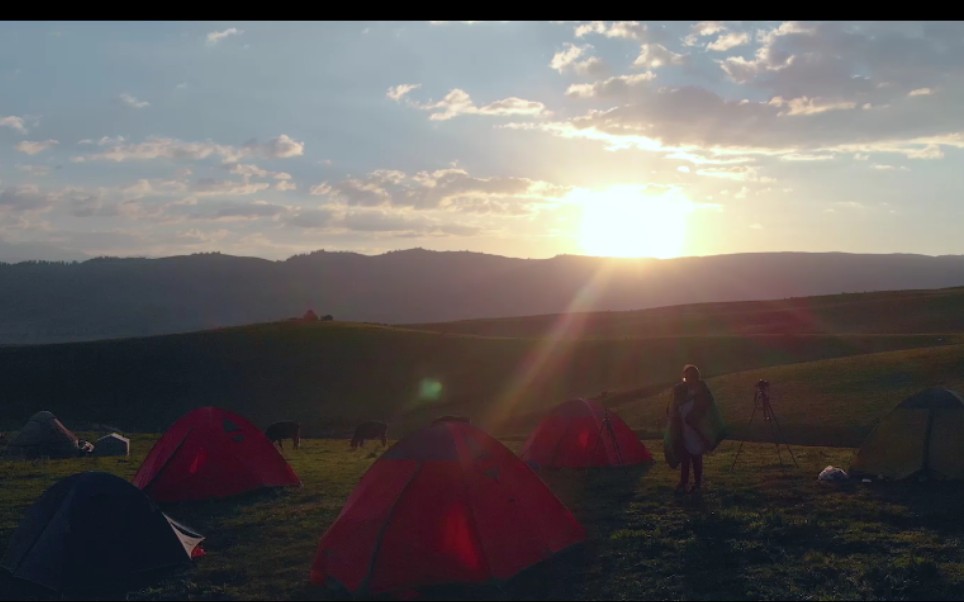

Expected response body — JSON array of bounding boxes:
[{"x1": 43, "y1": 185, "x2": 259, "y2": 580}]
[
  {"x1": 350, "y1": 421, "x2": 388, "y2": 449},
  {"x1": 265, "y1": 421, "x2": 301, "y2": 450}
]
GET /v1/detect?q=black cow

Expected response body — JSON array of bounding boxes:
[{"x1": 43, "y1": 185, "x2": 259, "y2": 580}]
[
  {"x1": 266, "y1": 421, "x2": 301, "y2": 450},
  {"x1": 351, "y1": 421, "x2": 388, "y2": 449}
]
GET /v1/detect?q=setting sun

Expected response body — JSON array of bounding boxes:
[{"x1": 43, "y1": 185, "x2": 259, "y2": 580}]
[{"x1": 573, "y1": 185, "x2": 694, "y2": 259}]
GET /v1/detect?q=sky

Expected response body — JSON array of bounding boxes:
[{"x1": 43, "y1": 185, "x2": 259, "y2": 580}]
[{"x1": 1, "y1": 20, "x2": 963, "y2": 263}]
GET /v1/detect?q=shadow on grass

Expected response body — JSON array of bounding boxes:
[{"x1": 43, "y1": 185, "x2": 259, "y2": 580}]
[
  {"x1": 534, "y1": 462, "x2": 652, "y2": 515},
  {"x1": 859, "y1": 478, "x2": 964, "y2": 533},
  {"x1": 1, "y1": 564, "x2": 202, "y2": 602},
  {"x1": 290, "y1": 544, "x2": 590, "y2": 601}
]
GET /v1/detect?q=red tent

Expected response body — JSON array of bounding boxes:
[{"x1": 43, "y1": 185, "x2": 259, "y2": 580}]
[
  {"x1": 520, "y1": 398, "x2": 653, "y2": 469},
  {"x1": 310, "y1": 418, "x2": 586, "y2": 598},
  {"x1": 132, "y1": 407, "x2": 301, "y2": 503}
]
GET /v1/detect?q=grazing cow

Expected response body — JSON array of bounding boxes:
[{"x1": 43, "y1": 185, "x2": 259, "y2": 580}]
[
  {"x1": 265, "y1": 420, "x2": 301, "y2": 450},
  {"x1": 351, "y1": 421, "x2": 388, "y2": 449}
]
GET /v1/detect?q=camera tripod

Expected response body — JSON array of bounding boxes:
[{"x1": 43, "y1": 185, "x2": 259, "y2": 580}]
[{"x1": 730, "y1": 380, "x2": 799, "y2": 470}]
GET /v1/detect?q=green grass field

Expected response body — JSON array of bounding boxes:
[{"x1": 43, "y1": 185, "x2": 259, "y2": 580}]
[
  {"x1": 2, "y1": 286, "x2": 964, "y2": 600},
  {"x1": 3, "y1": 435, "x2": 964, "y2": 601}
]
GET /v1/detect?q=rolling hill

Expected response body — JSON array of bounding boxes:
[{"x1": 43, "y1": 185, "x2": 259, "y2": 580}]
[
  {"x1": 2, "y1": 249, "x2": 964, "y2": 344},
  {"x1": 0, "y1": 285, "x2": 962, "y2": 446}
]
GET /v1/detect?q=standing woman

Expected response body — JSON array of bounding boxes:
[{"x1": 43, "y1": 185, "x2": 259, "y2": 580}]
[{"x1": 664, "y1": 364, "x2": 728, "y2": 494}]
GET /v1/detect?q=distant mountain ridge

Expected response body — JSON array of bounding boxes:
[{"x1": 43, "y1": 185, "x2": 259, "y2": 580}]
[{"x1": 3, "y1": 249, "x2": 964, "y2": 344}]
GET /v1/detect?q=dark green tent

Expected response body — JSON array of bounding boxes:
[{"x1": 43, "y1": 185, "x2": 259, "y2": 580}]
[
  {"x1": 1, "y1": 471, "x2": 204, "y2": 596},
  {"x1": 850, "y1": 387, "x2": 964, "y2": 480}
]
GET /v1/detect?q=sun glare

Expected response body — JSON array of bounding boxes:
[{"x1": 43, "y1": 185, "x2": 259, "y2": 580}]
[{"x1": 573, "y1": 185, "x2": 694, "y2": 259}]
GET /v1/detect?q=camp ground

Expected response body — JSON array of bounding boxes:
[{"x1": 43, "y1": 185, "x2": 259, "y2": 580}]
[
  {"x1": 3, "y1": 296, "x2": 964, "y2": 600},
  {"x1": 2, "y1": 386, "x2": 964, "y2": 599}
]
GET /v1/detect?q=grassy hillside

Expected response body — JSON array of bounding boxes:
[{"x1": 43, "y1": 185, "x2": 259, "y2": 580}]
[
  {"x1": 616, "y1": 343, "x2": 964, "y2": 447},
  {"x1": 0, "y1": 320, "x2": 960, "y2": 442},
  {"x1": 0, "y1": 286, "x2": 961, "y2": 444},
  {"x1": 404, "y1": 286, "x2": 964, "y2": 337}
]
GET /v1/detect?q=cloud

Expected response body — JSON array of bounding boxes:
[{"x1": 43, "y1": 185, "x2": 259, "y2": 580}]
[
  {"x1": 694, "y1": 165, "x2": 774, "y2": 182},
  {"x1": 575, "y1": 21, "x2": 647, "y2": 41},
  {"x1": 692, "y1": 21, "x2": 726, "y2": 37},
  {"x1": 16, "y1": 164, "x2": 52, "y2": 176},
  {"x1": 257, "y1": 134, "x2": 305, "y2": 158},
  {"x1": 119, "y1": 93, "x2": 150, "y2": 109},
  {"x1": 341, "y1": 211, "x2": 423, "y2": 232},
  {"x1": 69, "y1": 189, "x2": 120, "y2": 217},
  {"x1": 207, "y1": 27, "x2": 244, "y2": 45},
  {"x1": 706, "y1": 32, "x2": 750, "y2": 52},
  {"x1": 518, "y1": 22, "x2": 964, "y2": 162},
  {"x1": 192, "y1": 200, "x2": 289, "y2": 222},
  {"x1": 0, "y1": 185, "x2": 52, "y2": 212},
  {"x1": 228, "y1": 163, "x2": 270, "y2": 178},
  {"x1": 0, "y1": 116, "x2": 27, "y2": 134},
  {"x1": 177, "y1": 228, "x2": 230, "y2": 243},
  {"x1": 120, "y1": 178, "x2": 189, "y2": 200},
  {"x1": 287, "y1": 208, "x2": 337, "y2": 229},
  {"x1": 192, "y1": 178, "x2": 272, "y2": 197},
  {"x1": 71, "y1": 134, "x2": 304, "y2": 164},
  {"x1": 632, "y1": 43, "x2": 685, "y2": 69},
  {"x1": 0, "y1": 239, "x2": 90, "y2": 263},
  {"x1": 565, "y1": 73, "x2": 655, "y2": 98},
  {"x1": 768, "y1": 96, "x2": 858, "y2": 116},
  {"x1": 15, "y1": 139, "x2": 59, "y2": 155},
  {"x1": 550, "y1": 43, "x2": 607, "y2": 76},
  {"x1": 227, "y1": 162, "x2": 294, "y2": 187},
  {"x1": 387, "y1": 83, "x2": 421, "y2": 101},
  {"x1": 405, "y1": 88, "x2": 549, "y2": 121},
  {"x1": 310, "y1": 167, "x2": 569, "y2": 212}
]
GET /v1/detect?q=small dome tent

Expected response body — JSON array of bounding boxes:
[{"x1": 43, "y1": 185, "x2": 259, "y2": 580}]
[
  {"x1": 92, "y1": 432, "x2": 130, "y2": 457},
  {"x1": 850, "y1": 387, "x2": 964, "y2": 481},
  {"x1": 5, "y1": 411, "x2": 81, "y2": 459},
  {"x1": 520, "y1": 398, "x2": 653, "y2": 469},
  {"x1": 132, "y1": 406, "x2": 301, "y2": 503},
  {"x1": 310, "y1": 418, "x2": 586, "y2": 598},
  {"x1": 0, "y1": 471, "x2": 203, "y2": 596}
]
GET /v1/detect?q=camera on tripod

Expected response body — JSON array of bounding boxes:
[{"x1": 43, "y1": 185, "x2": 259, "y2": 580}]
[{"x1": 732, "y1": 377, "x2": 800, "y2": 469}]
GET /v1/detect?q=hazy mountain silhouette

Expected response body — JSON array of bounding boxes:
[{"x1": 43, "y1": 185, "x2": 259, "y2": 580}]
[{"x1": 2, "y1": 249, "x2": 964, "y2": 344}]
